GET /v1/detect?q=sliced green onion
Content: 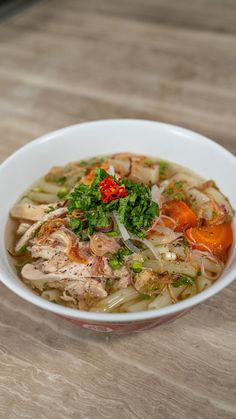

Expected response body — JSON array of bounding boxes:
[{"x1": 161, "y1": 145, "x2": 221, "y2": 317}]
[
  {"x1": 108, "y1": 258, "x2": 122, "y2": 270},
  {"x1": 130, "y1": 260, "x2": 143, "y2": 273}
]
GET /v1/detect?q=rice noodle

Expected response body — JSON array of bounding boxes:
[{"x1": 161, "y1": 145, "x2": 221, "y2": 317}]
[
  {"x1": 204, "y1": 187, "x2": 234, "y2": 219},
  {"x1": 91, "y1": 286, "x2": 139, "y2": 312},
  {"x1": 38, "y1": 178, "x2": 61, "y2": 194},
  {"x1": 143, "y1": 259, "x2": 198, "y2": 277},
  {"x1": 125, "y1": 298, "x2": 151, "y2": 312},
  {"x1": 191, "y1": 249, "x2": 224, "y2": 280},
  {"x1": 130, "y1": 234, "x2": 162, "y2": 264}
]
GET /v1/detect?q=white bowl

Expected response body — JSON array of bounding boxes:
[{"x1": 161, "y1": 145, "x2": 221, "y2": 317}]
[{"x1": 0, "y1": 119, "x2": 235, "y2": 332}]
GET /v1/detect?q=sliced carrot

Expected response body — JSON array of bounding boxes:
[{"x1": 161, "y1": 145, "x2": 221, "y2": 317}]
[
  {"x1": 162, "y1": 200, "x2": 197, "y2": 232},
  {"x1": 185, "y1": 222, "x2": 233, "y2": 255}
]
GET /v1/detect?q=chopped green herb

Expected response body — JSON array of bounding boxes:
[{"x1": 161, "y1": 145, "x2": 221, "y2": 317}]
[
  {"x1": 106, "y1": 229, "x2": 119, "y2": 237},
  {"x1": 108, "y1": 258, "x2": 121, "y2": 270},
  {"x1": 159, "y1": 160, "x2": 168, "y2": 181},
  {"x1": 108, "y1": 246, "x2": 132, "y2": 270},
  {"x1": 173, "y1": 275, "x2": 194, "y2": 287},
  {"x1": 117, "y1": 246, "x2": 132, "y2": 260},
  {"x1": 130, "y1": 260, "x2": 143, "y2": 273},
  {"x1": 19, "y1": 245, "x2": 28, "y2": 253},
  {"x1": 51, "y1": 299, "x2": 58, "y2": 304},
  {"x1": 67, "y1": 168, "x2": 159, "y2": 238},
  {"x1": 69, "y1": 218, "x2": 83, "y2": 232}
]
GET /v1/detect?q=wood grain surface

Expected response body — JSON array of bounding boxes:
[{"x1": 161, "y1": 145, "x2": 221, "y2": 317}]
[{"x1": 0, "y1": 1, "x2": 236, "y2": 418}]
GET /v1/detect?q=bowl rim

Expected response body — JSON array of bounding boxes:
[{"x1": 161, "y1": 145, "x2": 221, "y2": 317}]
[{"x1": 0, "y1": 118, "x2": 236, "y2": 323}]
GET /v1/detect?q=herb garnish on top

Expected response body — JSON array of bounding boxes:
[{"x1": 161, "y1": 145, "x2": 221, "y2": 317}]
[{"x1": 67, "y1": 168, "x2": 159, "y2": 238}]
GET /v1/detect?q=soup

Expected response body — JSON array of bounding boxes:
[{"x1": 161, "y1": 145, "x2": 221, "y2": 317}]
[{"x1": 8, "y1": 153, "x2": 234, "y2": 313}]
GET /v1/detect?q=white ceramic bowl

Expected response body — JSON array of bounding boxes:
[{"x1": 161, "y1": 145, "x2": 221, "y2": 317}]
[{"x1": 0, "y1": 119, "x2": 235, "y2": 332}]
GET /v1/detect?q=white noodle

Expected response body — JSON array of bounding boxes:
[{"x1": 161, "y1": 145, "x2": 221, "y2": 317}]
[
  {"x1": 41, "y1": 289, "x2": 60, "y2": 302},
  {"x1": 91, "y1": 287, "x2": 139, "y2": 312}
]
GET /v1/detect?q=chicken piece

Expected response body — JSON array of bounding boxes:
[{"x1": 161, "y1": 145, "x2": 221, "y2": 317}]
[
  {"x1": 17, "y1": 222, "x2": 31, "y2": 235},
  {"x1": 90, "y1": 233, "x2": 120, "y2": 256},
  {"x1": 41, "y1": 254, "x2": 104, "y2": 279},
  {"x1": 49, "y1": 277, "x2": 107, "y2": 299},
  {"x1": 21, "y1": 263, "x2": 107, "y2": 301},
  {"x1": 15, "y1": 207, "x2": 67, "y2": 252},
  {"x1": 21, "y1": 264, "x2": 61, "y2": 281},
  {"x1": 130, "y1": 157, "x2": 159, "y2": 185},
  {"x1": 41, "y1": 253, "x2": 73, "y2": 273},
  {"x1": 11, "y1": 203, "x2": 52, "y2": 222},
  {"x1": 31, "y1": 245, "x2": 66, "y2": 261},
  {"x1": 65, "y1": 278, "x2": 107, "y2": 299},
  {"x1": 22, "y1": 263, "x2": 91, "y2": 282}
]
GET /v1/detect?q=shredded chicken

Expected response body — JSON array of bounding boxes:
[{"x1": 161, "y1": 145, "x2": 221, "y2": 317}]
[
  {"x1": 30, "y1": 244, "x2": 65, "y2": 260},
  {"x1": 17, "y1": 222, "x2": 31, "y2": 235},
  {"x1": 15, "y1": 207, "x2": 67, "y2": 252}
]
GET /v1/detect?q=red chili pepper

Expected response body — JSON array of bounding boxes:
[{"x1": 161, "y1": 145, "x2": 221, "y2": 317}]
[{"x1": 99, "y1": 176, "x2": 128, "y2": 204}]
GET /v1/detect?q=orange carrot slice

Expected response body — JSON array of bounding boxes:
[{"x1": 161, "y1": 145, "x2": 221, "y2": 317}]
[
  {"x1": 185, "y1": 222, "x2": 233, "y2": 255},
  {"x1": 162, "y1": 200, "x2": 197, "y2": 232}
]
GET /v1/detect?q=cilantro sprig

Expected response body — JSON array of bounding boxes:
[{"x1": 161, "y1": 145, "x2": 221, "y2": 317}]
[{"x1": 67, "y1": 168, "x2": 159, "y2": 238}]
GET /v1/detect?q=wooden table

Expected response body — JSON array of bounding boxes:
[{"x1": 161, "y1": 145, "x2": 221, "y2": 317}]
[{"x1": 0, "y1": 1, "x2": 235, "y2": 418}]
